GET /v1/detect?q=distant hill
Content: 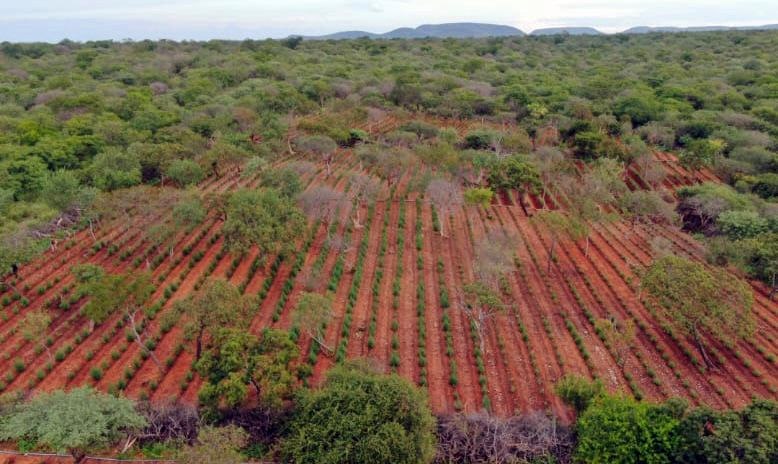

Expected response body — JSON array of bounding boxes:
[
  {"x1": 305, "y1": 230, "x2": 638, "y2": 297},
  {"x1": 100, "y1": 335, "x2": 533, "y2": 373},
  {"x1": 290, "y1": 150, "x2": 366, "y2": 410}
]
[
  {"x1": 530, "y1": 27, "x2": 603, "y2": 36},
  {"x1": 305, "y1": 23, "x2": 524, "y2": 40},
  {"x1": 624, "y1": 24, "x2": 778, "y2": 34},
  {"x1": 301, "y1": 22, "x2": 778, "y2": 41}
]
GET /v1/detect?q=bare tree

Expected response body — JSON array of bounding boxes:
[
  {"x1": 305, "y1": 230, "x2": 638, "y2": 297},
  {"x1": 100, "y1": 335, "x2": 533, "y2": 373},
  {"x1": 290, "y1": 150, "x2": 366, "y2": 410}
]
[
  {"x1": 178, "y1": 425, "x2": 248, "y2": 464},
  {"x1": 348, "y1": 173, "x2": 380, "y2": 228},
  {"x1": 435, "y1": 412, "x2": 574, "y2": 464},
  {"x1": 297, "y1": 186, "x2": 347, "y2": 236},
  {"x1": 20, "y1": 309, "x2": 53, "y2": 363},
  {"x1": 426, "y1": 179, "x2": 463, "y2": 237},
  {"x1": 530, "y1": 147, "x2": 567, "y2": 206},
  {"x1": 326, "y1": 233, "x2": 352, "y2": 255},
  {"x1": 649, "y1": 236, "x2": 675, "y2": 259},
  {"x1": 473, "y1": 230, "x2": 516, "y2": 287},
  {"x1": 620, "y1": 190, "x2": 678, "y2": 230},
  {"x1": 633, "y1": 152, "x2": 667, "y2": 188},
  {"x1": 288, "y1": 160, "x2": 317, "y2": 177},
  {"x1": 135, "y1": 401, "x2": 201, "y2": 445},
  {"x1": 594, "y1": 317, "x2": 635, "y2": 366},
  {"x1": 375, "y1": 148, "x2": 414, "y2": 188},
  {"x1": 296, "y1": 135, "x2": 338, "y2": 177}
]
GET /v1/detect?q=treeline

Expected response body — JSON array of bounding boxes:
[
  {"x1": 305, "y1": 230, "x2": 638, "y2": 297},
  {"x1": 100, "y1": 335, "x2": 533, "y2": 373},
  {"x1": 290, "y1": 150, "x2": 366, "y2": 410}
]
[{"x1": 0, "y1": 370, "x2": 774, "y2": 463}]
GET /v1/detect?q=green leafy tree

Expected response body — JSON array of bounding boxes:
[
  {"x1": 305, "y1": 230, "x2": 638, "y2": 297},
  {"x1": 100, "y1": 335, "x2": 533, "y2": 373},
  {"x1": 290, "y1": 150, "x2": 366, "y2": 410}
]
[
  {"x1": 716, "y1": 210, "x2": 769, "y2": 240},
  {"x1": 164, "y1": 159, "x2": 205, "y2": 187},
  {"x1": 487, "y1": 156, "x2": 541, "y2": 195},
  {"x1": 77, "y1": 270, "x2": 160, "y2": 368},
  {"x1": 196, "y1": 328, "x2": 299, "y2": 413},
  {"x1": 642, "y1": 255, "x2": 754, "y2": 367},
  {"x1": 202, "y1": 139, "x2": 249, "y2": 178},
  {"x1": 0, "y1": 388, "x2": 146, "y2": 463},
  {"x1": 39, "y1": 170, "x2": 89, "y2": 212},
  {"x1": 173, "y1": 279, "x2": 254, "y2": 360},
  {"x1": 259, "y1": 168, "x2": 303, "y2": 199},
  {"x1": 675, "y1": 399, "x2": 778, "y2": 464},
  {"x1": 90, "y1": 148, "x2": 142, "y2": 191},
  {"x1": 463, "y1": 187, "x2": 494, "y2": 207},
  {"x1": 242, "y1": 156, "x2": 269, "y2": 179},
  {"x1": 555, "y1": 375, "x2": 605, "y2": 414},
  {"x1": 222, "y1": 188, "x2": 306, "y2": 256},
  {"x1": 292, "y1": 292, "x2": 333, "y2": 352},
  {"x1": 281, "y1": 361, "x2": 436, "y2": 464},
  {"x1": 680, "y1": 138, "x2": 725, "y2": 170},
  {"x1": 575, "y1": 394, "x2": 683, "y2": 464},
  {"x1": 2, "y1": 156, "x2": 49, "y2": 200},
  {"x1": 172, "y1": 192, "x2": 206, "y2": 232}
]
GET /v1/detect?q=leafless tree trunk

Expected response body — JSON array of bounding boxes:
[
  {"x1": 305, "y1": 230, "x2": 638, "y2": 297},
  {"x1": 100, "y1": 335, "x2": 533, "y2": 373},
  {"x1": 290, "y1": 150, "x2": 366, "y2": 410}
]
[{"x1": 127, "y1": 309, "x2": 163, "y2": 372}]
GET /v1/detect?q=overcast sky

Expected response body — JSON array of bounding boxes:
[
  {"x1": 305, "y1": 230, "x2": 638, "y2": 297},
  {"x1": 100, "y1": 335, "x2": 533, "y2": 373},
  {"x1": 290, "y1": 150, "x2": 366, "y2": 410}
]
[{"x1": 1, "y1": 0, "x2": 777, "y2": 42}]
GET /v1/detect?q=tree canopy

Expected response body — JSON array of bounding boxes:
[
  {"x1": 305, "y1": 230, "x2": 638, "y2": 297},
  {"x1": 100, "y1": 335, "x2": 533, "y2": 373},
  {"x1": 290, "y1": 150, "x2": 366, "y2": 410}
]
[
  {"x1": 281, "y1": 361, "x2": 436, "y2": 464},
  {"x1": 222, "y1": 188, "x2": 306, "y2": 256},
  {"x1": 0, "y1": 388, "x2": 146, "y2": 463}
]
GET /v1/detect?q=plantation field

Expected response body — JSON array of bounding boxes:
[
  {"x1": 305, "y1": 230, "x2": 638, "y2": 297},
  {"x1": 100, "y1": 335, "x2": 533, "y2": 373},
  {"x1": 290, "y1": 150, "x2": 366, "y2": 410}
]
[{"x1": 0, "y1": 114, "x2": 775, "y2": 421}]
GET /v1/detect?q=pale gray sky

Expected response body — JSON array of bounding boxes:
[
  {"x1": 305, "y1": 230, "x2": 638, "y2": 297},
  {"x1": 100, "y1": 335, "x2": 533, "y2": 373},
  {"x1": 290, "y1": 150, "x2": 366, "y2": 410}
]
[{"x1": 1, "y1": 0, "x2": 776, "y2": 42}]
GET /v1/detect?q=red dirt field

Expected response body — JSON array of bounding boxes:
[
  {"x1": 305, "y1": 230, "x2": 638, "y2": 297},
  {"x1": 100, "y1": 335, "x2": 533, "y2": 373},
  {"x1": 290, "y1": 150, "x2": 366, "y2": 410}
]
[{"x1": 1, "y1": 115, "x2": 775, "y2": 423}]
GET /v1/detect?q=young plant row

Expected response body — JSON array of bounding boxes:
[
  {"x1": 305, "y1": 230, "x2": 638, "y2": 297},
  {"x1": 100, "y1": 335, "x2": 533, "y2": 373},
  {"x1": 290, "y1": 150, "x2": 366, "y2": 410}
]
[
  {"x1": 335, "y1": 204, "x2": 375, "y2": 362},
  {"x1": 389, "y1": 199, "x2": 407, "y2": 370},
  {"x1": 366, "y1": 208, "x2": 390, "y2": 351}
]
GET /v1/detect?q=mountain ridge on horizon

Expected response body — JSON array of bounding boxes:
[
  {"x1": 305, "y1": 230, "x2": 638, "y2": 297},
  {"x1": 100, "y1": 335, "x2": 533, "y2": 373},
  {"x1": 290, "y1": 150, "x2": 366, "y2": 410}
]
[{"x1": 301, "y1": 21, "x2": 778, "y2": 40}]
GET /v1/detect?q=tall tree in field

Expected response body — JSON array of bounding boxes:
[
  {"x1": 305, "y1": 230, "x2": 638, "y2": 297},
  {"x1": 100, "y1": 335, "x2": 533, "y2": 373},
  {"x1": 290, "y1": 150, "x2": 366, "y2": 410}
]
[
  {"x1": 348, "y1": 173, "x2": 380, "y2": 228},
  {"x1": 297, "y1": 186, "x2": 346, "y2": 236},
  {"x1": 0, "y1": 388, "x2": 146, "y2": 464},
  {"x1": 0, "y1": 227, "x2": 46, "y2": 290},
  {"x1": 172, "y1": 279, "x2": 255, "y2": 361},
  {"x1": 532, "y1": 210, "x2": 586, "y2": 273},
  {"x1": 172, "y1": 192, "x2": 206, "y2": 232},
  {"x1": 530, "y1": 146, "x2": 568, "y2": 204},
  {"x1": 222, "y1": 188, "x2": 306, "y2": 257},
  {"x1": 473, "y1": 229, "x2": 516, "y2": 287},
  {"x1": 296, "y1": 135, "x2": 338, "y2": 177},
  {"x1": 557, "y1": 158, "x2": 625, "y2": 256},
  {"x1": 462, "y1": 229, "x2": 516, "y2": 352},
  {"x1": 642, "y1": 255, "x2": 754, "y2": 368},
  {"x1": 196, "y1": 328, "x2": 299, "y2": 413},
  {"x1": 620, "y1": 190, "x2": 677, "y2": 229},
  {"x1": 426, "y1": 178, "x2": 463, "y2": 237},
  {"x1": 78, "y1": 270, "x2": 161, "y2": 369},
  {"x1": 260, "y1": 167, "x2": 303, "y2": 199},
  {"x1": 594, "y1": 317, "x2": 636, "y2": 366},
  {"x1": 282, "y1": 361, "x2": 436, "y2": 464},
  {"x1": 374, "y1": 148, "x2": 414, "y2": 188},
  {"x1": 488, "y1": 155, "x2": 542, "y2": 196},
  {"x1": 20, "y1": 308, "x2": 53, "y2": 362},
  {"x1": 202, "y1": 139, "x2": 249, "y2": 178},
  {"x1": 461, "y1": 281, "x2": 507, "y2": 353},
  {"x1": 292, "y1": 292, "x2": 333, "y2": 352}
]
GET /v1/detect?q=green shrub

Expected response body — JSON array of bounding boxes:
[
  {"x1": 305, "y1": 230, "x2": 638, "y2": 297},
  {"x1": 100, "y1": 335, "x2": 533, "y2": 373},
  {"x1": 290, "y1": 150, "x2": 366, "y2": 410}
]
[{"x1": 282, "y1": 361, "x2": 435, "y2": 464}]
